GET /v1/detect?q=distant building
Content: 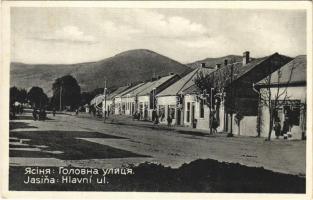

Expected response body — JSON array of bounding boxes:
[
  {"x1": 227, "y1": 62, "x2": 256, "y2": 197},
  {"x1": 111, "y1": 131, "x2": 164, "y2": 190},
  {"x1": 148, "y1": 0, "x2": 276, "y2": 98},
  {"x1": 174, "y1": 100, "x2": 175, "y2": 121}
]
[
  {"x1": 114, "y1": 83, "x2": 145, "y2": 115},
  {"x1": 135, "y1": 74, "x2": 180, "y2": 120},
  {"x1": 119, "y1": 74, "x2": 180, "y2": 120},
  {"x1": 103, "y1": 85, "x2": 132, "y2": 115},
  {"x1": 256, "y1": 55, "x2": 306, "y2": 139}
]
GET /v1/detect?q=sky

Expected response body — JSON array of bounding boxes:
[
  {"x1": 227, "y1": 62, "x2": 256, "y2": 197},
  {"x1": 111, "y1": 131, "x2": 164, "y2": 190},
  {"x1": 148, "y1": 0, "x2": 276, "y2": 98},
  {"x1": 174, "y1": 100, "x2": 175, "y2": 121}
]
[{"x1": 11, "y1": 8, "x2": 307, "y2": 64}]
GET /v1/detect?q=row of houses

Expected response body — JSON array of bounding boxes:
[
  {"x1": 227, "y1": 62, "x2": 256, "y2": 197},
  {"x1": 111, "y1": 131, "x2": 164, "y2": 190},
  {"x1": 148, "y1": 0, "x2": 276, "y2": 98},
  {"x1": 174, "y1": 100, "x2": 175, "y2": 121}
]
[{"x1": 90, "y1": 51, "x2": 307, "y2": 140}]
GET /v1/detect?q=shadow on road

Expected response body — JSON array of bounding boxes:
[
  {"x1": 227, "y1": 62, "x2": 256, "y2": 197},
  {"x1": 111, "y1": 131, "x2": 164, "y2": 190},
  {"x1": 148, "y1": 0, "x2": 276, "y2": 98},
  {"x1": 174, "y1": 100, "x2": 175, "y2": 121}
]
[
  {"x1": 13, "y1": 115, "x2": 54, "y2": 121},
  {"x1": 110, "y1": 121, "x2": 216, "y2": 138},
  {"x1": 10, "y1": 130, "x2": 149, "y2": 160},
  {"x1": 9, "y1": 122, "x2": 38, "y2": 130}
]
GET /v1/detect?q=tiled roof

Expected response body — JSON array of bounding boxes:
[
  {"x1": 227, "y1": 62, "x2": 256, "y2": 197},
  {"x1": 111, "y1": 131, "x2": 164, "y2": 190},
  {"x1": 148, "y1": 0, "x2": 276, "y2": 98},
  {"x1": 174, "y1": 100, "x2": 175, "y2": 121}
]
[
  {"x1": 137, "y1": 75, "x2": 176, "y2": 96},
  {"x1": 123, "y1": 81, "x2": 155, "y2": 98},
  {"x1": 157, "y1": 67, "x2": 214, "y2": 97},
  {"x1": 106, "y1": 85, "x2": 132, "y2": 100},
  {"x1": 208, "y1": 56, "x2": 267, "y2": 89},
  {"x1": 115, "y1": 82, "x2": 146, "y2": 98},
  {"x1": 90, "y1": 85, "x2": 131, "y2": 105},
  {"x1": 257, "y1": 55, "x2": 306, "y2": 86},
  {"x1": 181, "y1": 84, "x2": 202, "y2": 95},
  {"x1": 206, "y1": 53, "x2": 292, "y2": 89}
]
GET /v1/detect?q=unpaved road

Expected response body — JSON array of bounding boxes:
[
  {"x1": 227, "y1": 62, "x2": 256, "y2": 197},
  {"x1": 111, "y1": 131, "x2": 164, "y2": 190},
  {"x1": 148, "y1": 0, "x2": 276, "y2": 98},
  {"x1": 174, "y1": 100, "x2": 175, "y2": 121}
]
[{"x1": 10, "y1": 112, "x2": 306, "y2": 175}]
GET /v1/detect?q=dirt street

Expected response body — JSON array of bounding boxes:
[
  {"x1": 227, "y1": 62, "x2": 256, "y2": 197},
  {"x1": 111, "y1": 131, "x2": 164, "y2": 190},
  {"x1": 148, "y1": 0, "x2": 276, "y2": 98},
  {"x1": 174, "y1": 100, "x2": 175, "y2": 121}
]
[{"x1": 10, "y1": 111, "x2": 306, "y2": 176}]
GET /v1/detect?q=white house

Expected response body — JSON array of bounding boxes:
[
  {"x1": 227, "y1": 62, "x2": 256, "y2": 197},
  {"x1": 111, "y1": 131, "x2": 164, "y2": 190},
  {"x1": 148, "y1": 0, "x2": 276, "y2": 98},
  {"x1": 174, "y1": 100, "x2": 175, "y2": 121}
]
[
  {"x1": 102, "y1": 85, "x2": 132, "y2": 115},
  {"x1": 121, "y1": 82, "x2": 152, "y2": 116},
  {"x1": 156, "y1": 65, "x2": 214, "y2": 126},
  {"x1": 200, "y1": 52, "x2": 292, "y2": 137},
  {"x1": 135, "y1": 74, "x2": 180, "y2": 120},
  {"x1": 114, "y1": 83, "x2": 145, "y2": 115},
  {"x1": 256, "y1": 55, "x2": 306, "y2": 140}
]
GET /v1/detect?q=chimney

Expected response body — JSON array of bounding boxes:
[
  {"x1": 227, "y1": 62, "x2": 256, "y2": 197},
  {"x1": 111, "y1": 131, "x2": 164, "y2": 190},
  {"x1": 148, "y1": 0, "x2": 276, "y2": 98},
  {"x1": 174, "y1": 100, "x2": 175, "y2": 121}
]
[
  {"x1": 201, "y1": 63, "x2": 206, "y2": 68},
  {"x1": 151, "y1": 77, "x2": 157, "y2": 81},
  {"x1": 215, "y1": 64, "x2": 221, "y2": 69},
  {"x1": 224, "y1": 59, "x2": 228, "y2": 66},
  {"x1": 157, "y1": 75, "x2": 161, "y2": 80},
  {"x1": 169, "y1": 72, "x2": 174, "y2": 75},
  {"x1": 243, "y1": 51, "x2": 250, "y2": 65}
]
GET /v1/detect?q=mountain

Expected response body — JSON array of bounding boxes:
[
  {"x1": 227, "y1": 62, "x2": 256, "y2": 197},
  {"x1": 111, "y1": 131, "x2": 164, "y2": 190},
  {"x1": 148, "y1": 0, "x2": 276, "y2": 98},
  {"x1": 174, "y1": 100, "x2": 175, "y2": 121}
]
[
  {"x1": 187, "y1": 55, "x2": 243, "y2": 69},
  {"x1": 10, "y1": 49, "x2": 191, "y2": 96}
]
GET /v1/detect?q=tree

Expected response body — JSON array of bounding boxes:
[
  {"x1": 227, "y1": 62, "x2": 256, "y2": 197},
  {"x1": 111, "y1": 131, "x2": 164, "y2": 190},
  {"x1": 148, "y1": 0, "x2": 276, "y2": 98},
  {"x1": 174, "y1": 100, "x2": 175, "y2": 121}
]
[
  {"x1": 27, "y1": 86, "x2": 49, "y2": 108},
  {"x1": 10, "y1": 87, "x2": 19, "y2": 106},
  {"x1": 194, "y1": 58, "x2": 238, "y2": 136},
  {"x1": 80, "y1": 92, "x2": 94, "y2": 106},
  {"x1": 259, "y1": 64, "x2": 295, "y2": 141},
  {"x1": 52, "y1": 75, "x2": 81, "y2": 111},
  {"x1": 18, "y1": 89, "x2": 28, "y2": 104}
]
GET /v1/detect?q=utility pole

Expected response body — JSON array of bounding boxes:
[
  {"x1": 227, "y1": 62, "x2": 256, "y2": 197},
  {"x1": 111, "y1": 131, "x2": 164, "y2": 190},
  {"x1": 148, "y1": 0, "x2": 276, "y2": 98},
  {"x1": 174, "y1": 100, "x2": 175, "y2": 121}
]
[
  {"x1": 104, "y1": 80, "x2": 107, "y2": 121},
  {"x1": 228, "y1": 64, "x2": 234, "y2": 137},
  {"x1": 152, "y1": 88, "x2": 156, "y2": 109},
  {"x1": 210, "y1": 87, "x2": 214, "y2": 134},
  {"x1": 59, "y1": 83, "x2": 62, "y2": 111}
]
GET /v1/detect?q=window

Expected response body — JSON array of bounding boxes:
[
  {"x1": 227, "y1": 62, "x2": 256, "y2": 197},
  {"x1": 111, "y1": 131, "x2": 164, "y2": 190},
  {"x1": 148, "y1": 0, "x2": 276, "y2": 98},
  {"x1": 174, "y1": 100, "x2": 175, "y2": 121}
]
[
  {"x1": 199, "y1": 99, "x2": 204, "y2": 118},
  {"x1": 187, "y1": 102, "x2": 190, "y2": 122}
]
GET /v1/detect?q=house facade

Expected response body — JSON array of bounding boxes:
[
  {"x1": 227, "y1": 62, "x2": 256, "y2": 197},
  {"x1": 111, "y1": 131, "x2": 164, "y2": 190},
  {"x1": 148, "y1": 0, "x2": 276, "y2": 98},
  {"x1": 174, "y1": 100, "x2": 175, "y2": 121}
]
[
  {"x1": 256, "y1": 55, "x2": 306, "y2": 140},
  {"x1": 103, "y1": 85, "x2": 132, "y2": 115},
  {"x1": 114, "y1": 83, "x2": 145, "y2": 115},
  {"x1": 156, "y1": 66, "x2": 214, "y2": 126},
  {"x1": 205, "y1": 51, "x2": 292, "y2": 136},
  {"x1": 137, "y1": 74, "x2": 180, "y2": 121},
  {"x1": 120, "y1": 82, "x2": 152, "y2": 116},
  {"x1": 181, "y1": 84, "x2": 225, "y2": 131}
]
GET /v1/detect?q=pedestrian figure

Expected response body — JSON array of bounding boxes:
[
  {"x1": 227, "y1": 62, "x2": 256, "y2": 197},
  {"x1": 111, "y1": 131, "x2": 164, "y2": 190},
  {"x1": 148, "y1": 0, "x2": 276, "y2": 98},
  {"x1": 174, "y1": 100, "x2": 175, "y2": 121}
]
[
  {"x1": 32, "y1": 108, "x2": 37, "y2": 121},
  {"x1": 167, "y1": 115, "x2": 172, "y2": 127},
  {"x1": 274, "y1": 121, "x2": 281, "y2": 139},
  {"x1": 282, "y1": 118, "x2": 289, "y2": 139},
  {"x1": 152, "y1": 109, "x2": 156, "y2": 122},
  {"x1": 42, "y1": 109, "x2": 46, "y2": 121},
  {"x1": 212, "y1": 116, "x2": 218, "y2": 134},
  {"x1": 161, "y1": 113, "x2": 165, "y2": 122},
  {"x1": 154, "y1": 113, "x2": 159, "y2": 125},
  {"x1": 75, "y1": 109, "x2": 79, "y2": 116},
  {"x1": 53, "y1": 108, "x2": 56, "y2": 116}
]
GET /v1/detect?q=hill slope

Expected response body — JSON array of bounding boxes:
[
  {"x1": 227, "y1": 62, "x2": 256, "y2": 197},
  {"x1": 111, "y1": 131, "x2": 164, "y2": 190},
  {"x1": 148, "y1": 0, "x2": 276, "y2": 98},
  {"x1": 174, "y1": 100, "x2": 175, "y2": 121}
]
[
  {"x1": 10, "y1": 49, "x2": 191, "y2": 96},
  {"x1": 187, "y1": 55, "x2": 243, "y2": 69}
]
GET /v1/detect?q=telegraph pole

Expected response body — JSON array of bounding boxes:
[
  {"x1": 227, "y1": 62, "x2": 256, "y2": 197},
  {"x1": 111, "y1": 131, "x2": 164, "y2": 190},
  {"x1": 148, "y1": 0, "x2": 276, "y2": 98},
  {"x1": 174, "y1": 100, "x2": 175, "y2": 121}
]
[
  {"x1": 59, "y1": 84, "x2": 62, "y2": 111},
  {"x1": 210, "y1": 87, "x2": 214, "y2": 134},
  {"x1": 228, "y1": 64, "x2": 234, "y2": 137},
  {"x1": 104, "y1": 80, "x2": 107, "y2": 121}
]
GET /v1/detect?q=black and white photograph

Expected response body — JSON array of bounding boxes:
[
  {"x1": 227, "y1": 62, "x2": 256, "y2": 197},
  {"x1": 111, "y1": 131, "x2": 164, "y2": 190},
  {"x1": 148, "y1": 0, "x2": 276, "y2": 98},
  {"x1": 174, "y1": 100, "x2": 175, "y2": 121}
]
[{"x1": 1, "y1": 1, "x2": 312, "y2": 198}]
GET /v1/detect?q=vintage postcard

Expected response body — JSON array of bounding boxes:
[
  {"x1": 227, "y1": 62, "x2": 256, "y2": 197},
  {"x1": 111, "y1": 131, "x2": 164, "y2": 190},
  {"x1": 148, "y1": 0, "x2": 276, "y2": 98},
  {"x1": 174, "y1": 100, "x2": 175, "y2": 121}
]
[{"x1": 1, "y1": 1, "x2": 312, "y2": 199}]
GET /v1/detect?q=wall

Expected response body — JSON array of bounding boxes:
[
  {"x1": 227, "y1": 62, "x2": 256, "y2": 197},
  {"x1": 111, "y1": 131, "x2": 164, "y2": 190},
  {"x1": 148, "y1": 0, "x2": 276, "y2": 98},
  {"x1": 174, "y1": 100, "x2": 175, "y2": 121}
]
[
  {"x1": 114, "y1": 97, "x2": 122, "y2": 114},
  {"x1": 103, "y1": 99, "x2": 113, "y2": 114},
  {"x1": 259, "y1": 86, "x2": 306, "y2": 140},
  {"x1": 121, "y1": 96, "x2": 135, "y2": 115},
  {"x1": 157, "y1": 96, "x2": 177, "y2": 125},
  {"x1": 138, "y1": 95, "x2": 150, "y2": 120},
  {"x1": 184, "y1": 94, "x2": 211, "y2": 130}
]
